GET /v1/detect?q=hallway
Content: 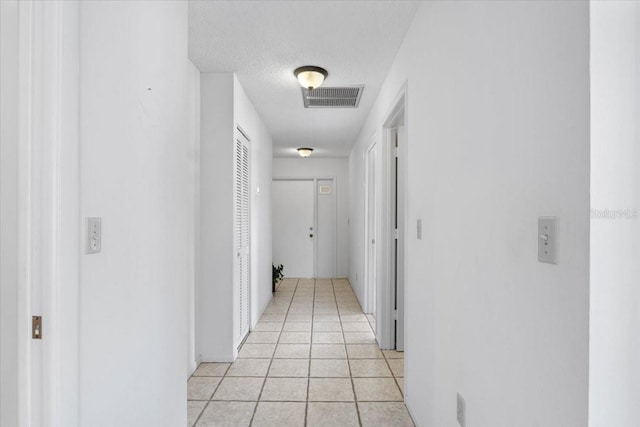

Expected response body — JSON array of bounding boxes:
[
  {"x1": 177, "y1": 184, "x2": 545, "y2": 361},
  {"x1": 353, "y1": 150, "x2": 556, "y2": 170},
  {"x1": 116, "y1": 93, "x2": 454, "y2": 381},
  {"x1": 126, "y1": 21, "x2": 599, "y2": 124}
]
[{"x1": 187, "y1": 278, "x2": 413, "y2": 426}]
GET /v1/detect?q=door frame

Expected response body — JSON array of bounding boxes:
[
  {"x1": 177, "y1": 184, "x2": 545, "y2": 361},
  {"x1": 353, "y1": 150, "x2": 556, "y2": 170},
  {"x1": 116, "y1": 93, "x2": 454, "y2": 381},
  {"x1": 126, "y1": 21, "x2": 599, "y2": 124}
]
[
  {"x1": 364, "y1": 137, "x2": 378, "y2": 315},
  {"x1": 377, "y1": 85, "x2": 408, "y2": 351},
  {"x1": 272, "y1": 176, "x2": 338, "y2": 278},
  {"x1": 8, "y1": 1, "x2": 81, "y2": 425}
]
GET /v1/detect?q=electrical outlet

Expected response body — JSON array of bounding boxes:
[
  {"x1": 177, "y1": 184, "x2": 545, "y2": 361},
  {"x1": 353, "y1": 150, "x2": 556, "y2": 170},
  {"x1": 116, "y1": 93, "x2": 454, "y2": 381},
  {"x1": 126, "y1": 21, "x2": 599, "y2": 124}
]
[{"x1": 457, "y1": 393, "x2": 466, "y2": 427}]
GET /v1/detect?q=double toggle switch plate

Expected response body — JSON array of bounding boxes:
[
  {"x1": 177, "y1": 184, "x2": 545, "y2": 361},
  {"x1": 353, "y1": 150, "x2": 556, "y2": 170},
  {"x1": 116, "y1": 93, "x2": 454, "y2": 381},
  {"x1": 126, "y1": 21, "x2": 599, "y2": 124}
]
[{"x1": 86, "y1": 217, "x2": 102, "y2": 254}]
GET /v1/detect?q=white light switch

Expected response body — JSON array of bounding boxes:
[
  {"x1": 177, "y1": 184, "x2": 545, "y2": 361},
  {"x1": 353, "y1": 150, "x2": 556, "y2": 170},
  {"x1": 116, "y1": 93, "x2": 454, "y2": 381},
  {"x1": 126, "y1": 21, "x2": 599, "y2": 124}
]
[
  {"x1": 538, "y1": 216, "x2": 557, "y2": 264},
  {"x1": 86, "y1": 217, "x2": 102, "y2": 254},
  {"x1": 417, "y1": 219, "x2": 422, "y2": 240}
]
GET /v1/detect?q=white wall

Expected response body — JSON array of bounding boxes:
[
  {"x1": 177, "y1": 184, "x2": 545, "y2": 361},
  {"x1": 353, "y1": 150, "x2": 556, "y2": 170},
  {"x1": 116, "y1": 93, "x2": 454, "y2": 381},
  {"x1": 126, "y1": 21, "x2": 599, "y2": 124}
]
[
  {"x1": 273, "y1": 157, "x2": 349, "y2": 278},
  {"x1": 199, "y1": 73, "x2": 234, "y2": 361},
  {"x1": 79, "y1": 2, "x2": 190, "y2": 425},
  {"x1": 589, "y1": 2, "x2": 640, "y2": 426},
  {"x1": 198, "y1": 73, "x2": 273, "y2": 361},
  {"x1": 234, "y1": 77, "x2": 274, "y2": 328},
  {"x1": 348, "y1": 144, "x2": 367, "y2": 304},
  {"x1": 0, "y1": 2, "x2": 19, "y2": 425},
  {"x1": 349, "y1": 2, "x2": 590, "y2": 426}
]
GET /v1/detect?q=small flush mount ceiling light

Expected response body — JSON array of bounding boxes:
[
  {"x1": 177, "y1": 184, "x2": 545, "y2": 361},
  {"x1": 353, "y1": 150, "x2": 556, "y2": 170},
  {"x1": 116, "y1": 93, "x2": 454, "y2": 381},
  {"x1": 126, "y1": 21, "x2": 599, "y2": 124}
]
[
  {"x1": 294, "y1": 66, "x2": 328, "y2": 90},
  {"x1": 297, "y1": 147, "x2": 314, "y2": 158}
]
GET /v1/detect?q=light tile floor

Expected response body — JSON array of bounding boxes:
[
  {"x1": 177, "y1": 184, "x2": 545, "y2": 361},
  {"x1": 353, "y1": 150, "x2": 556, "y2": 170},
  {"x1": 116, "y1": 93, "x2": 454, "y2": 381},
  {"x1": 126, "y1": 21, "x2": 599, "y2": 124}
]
[{"x1": 188, "y1": 278, "x2": 414, "y2": 426}]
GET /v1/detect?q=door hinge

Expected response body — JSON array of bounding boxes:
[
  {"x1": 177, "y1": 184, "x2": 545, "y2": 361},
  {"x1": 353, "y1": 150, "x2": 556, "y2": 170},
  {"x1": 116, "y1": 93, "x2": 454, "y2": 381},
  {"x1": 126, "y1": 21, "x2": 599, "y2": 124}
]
[
  {"x1": 393, "y1": 310, "x2": 398, "y2": 320},
  {"x1": 394, "y1": 229, "x2": 399, "y2": 240},
  {"x1": 393, "y1": 147, "x2": 399, "y2": 158},
  {"x1": 32, "y1": 316, "x2": 42, "y2": 339}
]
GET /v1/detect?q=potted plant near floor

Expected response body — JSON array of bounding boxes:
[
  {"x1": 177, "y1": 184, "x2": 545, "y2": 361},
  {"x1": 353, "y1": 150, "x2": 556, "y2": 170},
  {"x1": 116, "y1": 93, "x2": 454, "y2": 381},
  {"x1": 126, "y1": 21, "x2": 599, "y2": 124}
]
[{"x1": 272, "y1": 264, "x2": 284, "y2": 293}]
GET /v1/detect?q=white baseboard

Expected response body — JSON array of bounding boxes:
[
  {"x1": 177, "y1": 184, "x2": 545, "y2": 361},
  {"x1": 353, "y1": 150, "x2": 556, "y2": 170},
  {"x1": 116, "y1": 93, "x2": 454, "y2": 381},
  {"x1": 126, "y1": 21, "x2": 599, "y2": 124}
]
[{"x1": 199, "y1": 352, "x2": 236, "y2": 363}]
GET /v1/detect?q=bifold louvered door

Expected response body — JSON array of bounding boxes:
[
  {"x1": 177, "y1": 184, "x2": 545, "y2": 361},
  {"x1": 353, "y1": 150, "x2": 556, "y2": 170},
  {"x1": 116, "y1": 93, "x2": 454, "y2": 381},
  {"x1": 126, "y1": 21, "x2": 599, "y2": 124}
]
[{"x1": 234, "y1": 129, "x2": 251, "y2": 348}]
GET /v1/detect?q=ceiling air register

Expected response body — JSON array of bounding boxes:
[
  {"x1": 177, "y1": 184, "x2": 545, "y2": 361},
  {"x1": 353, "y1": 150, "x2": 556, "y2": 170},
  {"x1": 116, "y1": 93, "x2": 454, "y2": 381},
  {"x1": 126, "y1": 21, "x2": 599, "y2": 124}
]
[{"x1": 301, "y1": 86, "x2": 364, "y2": 108}]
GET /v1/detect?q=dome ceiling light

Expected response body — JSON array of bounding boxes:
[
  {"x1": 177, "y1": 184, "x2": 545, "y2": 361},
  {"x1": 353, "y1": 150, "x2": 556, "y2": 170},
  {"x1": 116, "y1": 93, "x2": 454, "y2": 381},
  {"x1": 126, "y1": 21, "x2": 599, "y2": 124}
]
[
  {"x1": 297, "y1": 147, "x2": 314, "y2": 158},
  {"x1": 294, "y1": 66, "x2": 328, "y2": 91}
]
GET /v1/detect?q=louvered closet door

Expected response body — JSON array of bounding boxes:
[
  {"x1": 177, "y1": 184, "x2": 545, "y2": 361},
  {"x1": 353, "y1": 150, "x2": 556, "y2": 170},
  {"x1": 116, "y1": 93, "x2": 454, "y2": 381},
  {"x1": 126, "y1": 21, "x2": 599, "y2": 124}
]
[{"x1": 234, "y1": 129, "x2": 251, "y2": 348}]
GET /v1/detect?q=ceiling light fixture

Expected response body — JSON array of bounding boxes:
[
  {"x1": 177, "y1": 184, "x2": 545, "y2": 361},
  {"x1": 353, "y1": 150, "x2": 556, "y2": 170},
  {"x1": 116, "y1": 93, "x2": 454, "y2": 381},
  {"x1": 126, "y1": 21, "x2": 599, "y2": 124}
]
[
  {"x1": 297, "y1": 147, "x2": 314, "y2": 158},
  {"x1": 294, "y1": 66, "x2": 328, "y2": 90}
]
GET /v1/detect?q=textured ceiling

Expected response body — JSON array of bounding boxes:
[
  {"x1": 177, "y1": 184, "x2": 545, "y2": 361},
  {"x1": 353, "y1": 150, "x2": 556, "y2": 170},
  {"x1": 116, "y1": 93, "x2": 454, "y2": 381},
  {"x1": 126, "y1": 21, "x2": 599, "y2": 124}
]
[{"x1": 189, "y1": 1, "x2": 420, "y2": 157}]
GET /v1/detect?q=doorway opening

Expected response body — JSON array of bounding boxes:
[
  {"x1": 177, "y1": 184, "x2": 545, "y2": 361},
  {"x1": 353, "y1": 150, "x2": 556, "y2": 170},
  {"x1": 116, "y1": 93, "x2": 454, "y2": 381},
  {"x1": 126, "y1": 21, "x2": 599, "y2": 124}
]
[
  {"x1": 272, "y1": 178, "x2": 337, "y2": 279},
  {"x1": 391, "y1": 124, "x2": 405, "y2": 351},
  {"x1": 377, "y1": 89, "x2": 406, "y2": 352}
]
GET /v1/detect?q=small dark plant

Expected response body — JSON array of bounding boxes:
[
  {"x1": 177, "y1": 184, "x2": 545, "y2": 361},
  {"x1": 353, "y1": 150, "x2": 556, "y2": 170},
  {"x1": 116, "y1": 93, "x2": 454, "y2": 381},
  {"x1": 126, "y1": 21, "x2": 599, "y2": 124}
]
[{"x1": 272, "y1": 264, "x2": 284, "y2": 292}]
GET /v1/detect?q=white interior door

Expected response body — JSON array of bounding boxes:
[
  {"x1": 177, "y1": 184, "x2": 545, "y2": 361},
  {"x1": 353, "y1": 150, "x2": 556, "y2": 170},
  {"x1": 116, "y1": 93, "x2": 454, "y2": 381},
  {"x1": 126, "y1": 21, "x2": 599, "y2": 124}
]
[
  {"x1": 234, "y1": 130, "x2": 250, "y2": 347},
  {"x1": 272, "y1": 180, "x2": 315, "y2": 278},
  {"x1": 366, "y1": 144, "x2": 377, "y2": 316},
  {"x1": 316, "y1": 179, "x2": 336, "y2": 278}
]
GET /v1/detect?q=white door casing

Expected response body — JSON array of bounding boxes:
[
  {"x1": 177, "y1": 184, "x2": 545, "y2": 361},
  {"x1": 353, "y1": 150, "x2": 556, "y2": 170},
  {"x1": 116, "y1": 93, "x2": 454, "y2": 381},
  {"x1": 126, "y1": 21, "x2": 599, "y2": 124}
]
[
  {"x1": 394, "y1": 126, "x2": 406, "y2": 351},
  {"x1": 234, "y1": 128, "x2": 251, "y2": 348},
  {"x1": 1, "y1": 1, "x2": 81, "y2": 425},
  {"x1": 316, "y1": 179, "x2": 337, "y2": 278},
  {"x1": 365, "y1": 141, "x2": 378, "y2": 316}
]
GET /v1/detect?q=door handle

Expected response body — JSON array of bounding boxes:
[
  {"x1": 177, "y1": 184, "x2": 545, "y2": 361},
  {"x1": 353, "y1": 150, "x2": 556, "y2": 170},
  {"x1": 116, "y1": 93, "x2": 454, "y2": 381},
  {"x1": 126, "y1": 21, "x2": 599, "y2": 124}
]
[{"x1": 309, "y1": 234, "x2": 314, "y2": 238}]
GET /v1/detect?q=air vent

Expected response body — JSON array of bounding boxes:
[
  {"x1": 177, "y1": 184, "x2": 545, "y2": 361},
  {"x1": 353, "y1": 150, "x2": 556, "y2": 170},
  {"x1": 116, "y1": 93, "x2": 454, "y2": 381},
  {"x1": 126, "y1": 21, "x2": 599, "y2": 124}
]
[{"x1": 302, "y1": 86, "x2": 364, "y2": 108}]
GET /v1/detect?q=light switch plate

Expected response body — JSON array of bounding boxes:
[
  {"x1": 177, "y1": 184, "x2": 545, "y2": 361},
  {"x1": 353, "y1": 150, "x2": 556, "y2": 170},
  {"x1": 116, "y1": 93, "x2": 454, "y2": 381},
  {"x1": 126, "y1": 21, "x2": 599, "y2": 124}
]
[
  {"x1": 86, "y1": 217, "x2": 102, "y2": 254},
  {"x1": 417, "y1": 219, "x2": 422, "y2": 240},
  {"x1": 538, "y1": 216, "x2": 557, "y2": 264}
]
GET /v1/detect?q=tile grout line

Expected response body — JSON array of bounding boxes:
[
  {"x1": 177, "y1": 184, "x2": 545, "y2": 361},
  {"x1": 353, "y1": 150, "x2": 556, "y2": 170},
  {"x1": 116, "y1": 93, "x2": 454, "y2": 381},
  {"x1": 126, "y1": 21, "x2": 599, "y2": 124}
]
[
  {"x1": 248, "y1": 277, "x2": 298, "y2": 426},
  {"x1": 365, "y1": 313, "x2": 376, "y2": 337},
  {"x1": 190, "y1": 400, "x2": 210, "y2": 427},
  {"x1": 381, "y1": 349, "x2": 405, "y2": 401},
  {"x1": 333, "y1": 278, "x2": 364, "y2": 427},
  {"x1": 304, "y1": 278, "x2": 316, "y2": 427},
  {"x1": 194, "y1": 374, "x2": 402, "y2": 379},
  {"x1": 189, "y1": 399, "x2": 405, "y2": 403},
  {"x1": 189, "y1": 278, "x2": 412, "y2": 426},
  {"x1": 190, "y1": 359, "x2": 231, "y2": 426}
]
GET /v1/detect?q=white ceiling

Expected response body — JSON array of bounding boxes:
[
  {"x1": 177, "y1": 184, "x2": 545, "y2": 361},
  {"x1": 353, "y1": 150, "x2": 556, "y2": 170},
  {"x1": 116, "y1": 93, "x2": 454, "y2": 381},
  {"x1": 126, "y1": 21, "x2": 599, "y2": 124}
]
[{"x1": 189, "y1": 1, "x2": 420, "y2": 157}]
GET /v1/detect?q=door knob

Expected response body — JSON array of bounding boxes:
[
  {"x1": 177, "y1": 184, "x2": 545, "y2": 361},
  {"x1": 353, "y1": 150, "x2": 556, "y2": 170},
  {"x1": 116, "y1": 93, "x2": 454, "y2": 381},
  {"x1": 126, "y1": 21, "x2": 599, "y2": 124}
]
[{"x1": 309, "y1": 234, "x2": 314, "y2": 238}]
